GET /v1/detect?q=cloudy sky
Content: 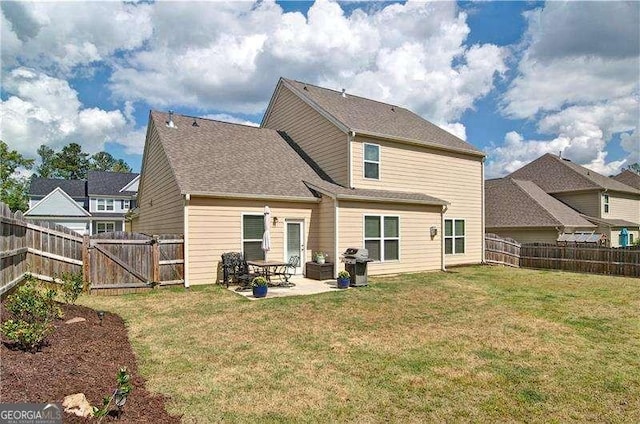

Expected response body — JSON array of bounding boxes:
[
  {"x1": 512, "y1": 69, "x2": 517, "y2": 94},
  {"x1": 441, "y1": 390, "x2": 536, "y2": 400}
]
[{"x1": 1, "y1": 0, "x2": 638, "y2": 178}]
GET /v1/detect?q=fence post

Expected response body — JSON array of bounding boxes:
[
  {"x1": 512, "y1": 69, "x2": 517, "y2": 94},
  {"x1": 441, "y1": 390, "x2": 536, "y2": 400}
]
[
  {"x1": 82, "y1": 235, "x2": 90, "y2": 290},
  {"x1": 152, "y1": 236, "x2": 160, "y2": 285}
]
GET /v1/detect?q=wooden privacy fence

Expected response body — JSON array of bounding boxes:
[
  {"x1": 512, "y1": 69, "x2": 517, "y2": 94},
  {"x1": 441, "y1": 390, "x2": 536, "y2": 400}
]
[
  {"x1": 485, "y1": 233, "x2": 640, "y2": 278},
  {"x1": 485, "y1": 233, "x2": 520, "y2": 267},
  {"x1": 520, "y1": 244, "x2": 640, "y2": 278},
  {"x1": 1, "y1": 202, "x2": 184, "y2": 295}
]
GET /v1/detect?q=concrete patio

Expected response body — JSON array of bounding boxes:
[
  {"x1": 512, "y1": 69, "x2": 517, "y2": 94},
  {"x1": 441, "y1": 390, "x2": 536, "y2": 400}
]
[{"x1": 229, "y1": 275, "x2": 349, "y2": 300}]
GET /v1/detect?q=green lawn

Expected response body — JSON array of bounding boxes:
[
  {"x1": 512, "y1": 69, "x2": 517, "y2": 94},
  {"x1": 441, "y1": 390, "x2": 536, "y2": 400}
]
[{"x1": 79, "y1": 266, "x2": 640, "y2": 423}]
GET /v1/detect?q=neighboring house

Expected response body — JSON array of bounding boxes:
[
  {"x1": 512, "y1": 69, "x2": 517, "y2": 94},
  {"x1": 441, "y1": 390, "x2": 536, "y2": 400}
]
[
  {"x1": 25, "y1": 172, "x2": 139, "y2": 235},
  {"x1": 134, "y1": 78, "x2": 485, "y2": 286},
  {"x1": 505, "y1": 153, "x2": 640, "y2": 247},
  {"x1": 613, "y1": 169, "x2": 640, "y2": 190},
  {"x1": 485, "y1": 178, "x2": 597, "y2": 243}
]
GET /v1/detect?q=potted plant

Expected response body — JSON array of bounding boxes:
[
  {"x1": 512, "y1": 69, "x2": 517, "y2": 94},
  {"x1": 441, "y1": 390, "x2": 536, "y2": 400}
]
[
  {"x1": 314, "y1": 251, "x2": 327, "y2": 264},
  {"x1": 337, "y1": 270, "x2": 351, "y2": 289},
  {"x1": 251, "y1": 276, "x2": 268, "y2": 298}
]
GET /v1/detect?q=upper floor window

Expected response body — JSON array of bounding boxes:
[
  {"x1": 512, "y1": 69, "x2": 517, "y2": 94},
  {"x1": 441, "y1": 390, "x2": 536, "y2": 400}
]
[
  {"x1": 242, "y1": 214, "x2": 265, "y2": 261},
  {"x1": 122, "y1": 199, "x2": 130, "y2": 210},
  {"x1": 603, "y1": 194, "x2": 609, "y2": 214},
  {"x1": 364, "y1": 215, "x2": 399, "y2": 261},
  {"x1": 445, "y1": 219, "x2": 465, "y2": 254},
  {"x1": 363, "y1": 143, "x2": 380, "y2": 180},
  {"x1": 97, "y1": 198, "x2": 114, "y2": 211}
]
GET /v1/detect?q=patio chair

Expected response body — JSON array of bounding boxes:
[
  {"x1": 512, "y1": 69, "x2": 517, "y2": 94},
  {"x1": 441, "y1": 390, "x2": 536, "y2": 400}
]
[
  {"x1": 275, "y1": 255, "x2": 299, "y2": 286},
  {"x1": 221, "y1": 252, "x2": 258, "y2": 289}
]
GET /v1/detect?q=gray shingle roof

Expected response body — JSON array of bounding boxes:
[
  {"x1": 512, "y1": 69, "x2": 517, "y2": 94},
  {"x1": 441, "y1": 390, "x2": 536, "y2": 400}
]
[
  {"x1": 581, "y1": 215, "x2": 640, "y2": 228},
  {"x1": 281, "y1": 78, "x2": 484, "y2": 156},
  {"x1": 87, "y1": 171, "x2": 139, "y2": 196},
  {"x1": 613, "y1": 169, "x2": 640, "y2": 190},
  {"x1": 305, "y1": 180, "x2": 448, "y2": 206},
  {"x1": 508, "y1": 153, "x2": 640, "y2": 195},
  {"x1": 485, "y1": 178, "x2": 596, "y2": 229},
  {"x1": 151, "y1": 111, "x2": 447, "y2": 205},
  {"x1": 29, "y1": 178, "x2": 86, "y2": 197}
]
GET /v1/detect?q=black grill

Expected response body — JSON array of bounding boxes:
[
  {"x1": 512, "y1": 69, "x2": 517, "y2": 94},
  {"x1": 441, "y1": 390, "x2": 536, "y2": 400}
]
[{"x1": 341, "y1": 248, "x2": 373, "y2": 286}]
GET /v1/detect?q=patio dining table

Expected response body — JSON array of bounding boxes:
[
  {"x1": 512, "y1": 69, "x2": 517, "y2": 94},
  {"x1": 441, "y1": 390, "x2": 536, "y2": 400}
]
[{"x1": 246, "y1": 260, "x2": 291, "y2": 286}]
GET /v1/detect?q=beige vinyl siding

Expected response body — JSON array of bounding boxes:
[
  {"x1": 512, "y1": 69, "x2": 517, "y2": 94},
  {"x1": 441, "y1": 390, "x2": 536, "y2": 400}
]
[
  {"x1": 487, "y1": 228, "x2": 559, "y2": 244},
  {"x1": 337, "y1": 201, "x2": 442, "y2": 275},
  {"x1": 263, "y1": 85, "x2": 349, "y2": 186},
  {"x1": 553, "y1": 192, "x2": 600, "y2": 218},
  {"x1": 135, "y1": 120, "x2": 184, "y2": 234},
  {"x1": 317, "y1": 195, "x2": 336, "y2": 263},
  {"x1": 606, "y1": 192, "x2": 640, "y2": 223},
  {"x1": 187, "y1": 197, "x2": 319, "y2": 285},
  {"x1": 352, "y1": 136, "x2": 482, "y2": 266}
]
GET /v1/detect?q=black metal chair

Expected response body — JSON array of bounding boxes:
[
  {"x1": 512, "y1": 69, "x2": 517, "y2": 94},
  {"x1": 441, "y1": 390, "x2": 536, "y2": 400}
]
[
  {"x1": 221, "y1": 252, "x2": 257, "y2": 290},
  {"x1": 275, "y1": 255, "x2": 299, "y2": 286}
]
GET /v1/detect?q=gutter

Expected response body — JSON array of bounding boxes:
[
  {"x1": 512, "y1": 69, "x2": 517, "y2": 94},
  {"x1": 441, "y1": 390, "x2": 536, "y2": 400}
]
[{"x1": 185, "y1": 191, "x2": 321, "y2": 203}]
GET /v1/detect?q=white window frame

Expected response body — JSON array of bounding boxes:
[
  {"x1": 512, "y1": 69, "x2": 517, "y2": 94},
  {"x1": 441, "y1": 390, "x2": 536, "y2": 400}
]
[
  {"x1": 444, "y1": 218, "x2": 466, "y2": 255},
  {"x1": 122, "y1": 199, "x2": 130, "y2": 210},
  {"x1": 97, "y1": 198, "x2": 115, "y2": 211},
  {"x1": 363, "y1": 215, "x2": 400, "y2": 262},
  {"x1": 241, "y1": 213, "x2": 265, "y2": 261},
  {"x1": 363, "y1": 143, "x2": 380, "y2": 180},
  {"x1": 603, "y1": 194, "x2": 609, "y2": 214},
  {"x1": 96, "y1": 221, "x2": 115, "y2": 234}
]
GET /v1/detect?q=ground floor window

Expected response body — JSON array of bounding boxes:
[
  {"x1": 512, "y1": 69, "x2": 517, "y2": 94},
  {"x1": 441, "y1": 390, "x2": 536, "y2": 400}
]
[
  {"x1": 242, "y1": 214, "x2": 265, "y2": 261},
  {"x1": 445, "y1": 219, "x2": 465, "y2": 254},
  {"x1": 364, "y1": 215, "x2": 399, "y2": 261},
  {"x1": 96, "y1": 221, "x2": 115, "y2": 234}
]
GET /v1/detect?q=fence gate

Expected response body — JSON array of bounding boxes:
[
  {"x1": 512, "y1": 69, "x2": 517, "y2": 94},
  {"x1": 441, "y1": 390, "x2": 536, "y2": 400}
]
[
  {"x1": 87, "y1": 232, "x2": 184, "y2": 291},
  {"x1": 485, "y1": 233, "x2": 521, "y2": 267}
]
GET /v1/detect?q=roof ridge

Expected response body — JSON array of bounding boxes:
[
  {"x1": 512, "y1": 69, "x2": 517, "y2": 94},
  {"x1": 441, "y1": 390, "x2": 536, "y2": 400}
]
[
  {"x1": 151, "y1": 110, "x2": 264, "y2": 131},
  {"x1": 286, "y1": 78, "x2": 404, "y2": 109}
]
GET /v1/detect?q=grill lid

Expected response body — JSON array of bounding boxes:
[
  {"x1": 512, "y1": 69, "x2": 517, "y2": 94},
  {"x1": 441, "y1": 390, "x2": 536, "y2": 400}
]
[{"x1": 341, "y1": 247, "x2": 370, "y2": 260}]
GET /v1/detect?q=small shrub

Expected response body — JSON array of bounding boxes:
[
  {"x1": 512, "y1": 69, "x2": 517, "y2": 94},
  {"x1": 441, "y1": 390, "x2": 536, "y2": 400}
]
[
  {"x1": 0, "y1": 278, "x2": 60, "y2": 351},
  {"x1": 338, "y1": 270, "x2": 351, "y2": 279},
  {"x1": 251, "y1": 276, "x2": 268, "y2": 287},
  {"x1": 60, "y1": 272, "x2": 84, "y2": 304}
]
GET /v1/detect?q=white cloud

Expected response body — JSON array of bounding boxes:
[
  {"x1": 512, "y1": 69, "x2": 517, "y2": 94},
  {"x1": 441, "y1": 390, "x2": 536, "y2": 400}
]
[
  {"x1": 0, "y1": 68, "x2": 131, "y2": 157},
  {"x1": 492, "y1": 1, "x2": 640, "y2": 176},
  {"x1": 202, "y1": 114, "x2": 259, "y2": 127}
]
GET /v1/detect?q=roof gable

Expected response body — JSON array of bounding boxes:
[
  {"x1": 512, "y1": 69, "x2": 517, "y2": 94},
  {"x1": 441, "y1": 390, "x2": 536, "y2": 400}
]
[
  {"x1": 509, "y1": 154, "x2": 640, "y2": 195},
  {"x1": 25, "y1": 187, "x2": 90, "y2": 217},
  {"x1": 275, "y1": 78, "x2": 484, "y2": 157},
  {"x1": 485, "y1": 178, "x2": 596, "y2": 229}
]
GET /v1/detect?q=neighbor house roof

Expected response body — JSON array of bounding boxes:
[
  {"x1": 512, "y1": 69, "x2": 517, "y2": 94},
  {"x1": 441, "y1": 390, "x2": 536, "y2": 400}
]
[
  {"x1": 508, "y1": 153, "x2": 640, "y2": 195},
  {"x1": 87, "y1": 171, "x2": 139, "y2": 196},
  {"x1": 276, "y1": 78, "x2": 484, "y2": 157},
  {"x1": 485, "y1": 178, "x2": 596, "y2": 229},
  {"x1": 29, "y1": 178, "x2": 86, "y2": 198},
  {"x1": 150, "y1": 111, "x2": 447, "y2": 205},
  {"x1": 613, "y1": 169, "x2": 640, "y2": 190},
  {"x1": 581, "y1": 215, "x2": 640, "y2": 229}
]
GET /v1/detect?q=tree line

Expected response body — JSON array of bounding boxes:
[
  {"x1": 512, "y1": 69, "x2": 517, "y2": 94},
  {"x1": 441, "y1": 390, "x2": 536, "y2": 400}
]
[{"x1": 1, "y1": 140, "x2": 133, "y2": 212}]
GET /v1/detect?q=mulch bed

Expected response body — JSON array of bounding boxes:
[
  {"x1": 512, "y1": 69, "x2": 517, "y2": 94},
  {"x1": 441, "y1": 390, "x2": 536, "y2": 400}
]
[{"x1": 1, "y1": 301, "x2": 181, "y2": 423}]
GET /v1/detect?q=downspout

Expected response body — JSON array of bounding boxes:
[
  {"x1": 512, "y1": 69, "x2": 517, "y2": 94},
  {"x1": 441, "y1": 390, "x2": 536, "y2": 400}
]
[
  {"x1": 334, "y1": 199, "x2": 340, "y2": 278},
  {"x1": 183, "y1": 193, "x2": 190, "y2": 288},
  {"x1": 348, "y1": 131, "x2": 355, "y2": 188},
  {"x1": 481, "y1": 159, "x2": 485, "y2": 263},
  {"x1": 441, "y1": 204, "x2": 448, "y2": 271}
]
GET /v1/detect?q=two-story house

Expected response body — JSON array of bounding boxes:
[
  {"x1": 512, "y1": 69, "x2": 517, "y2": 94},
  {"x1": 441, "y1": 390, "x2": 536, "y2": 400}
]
[
  {"x1": 487, "y1": 153, "x2": 640, "y2": 246},
  {"x1": 25, "y1": 171, "x2": 139, "y2": 235},
  {"x1": 133, "y1": 78, "x2": 485, "y2": 286}
]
